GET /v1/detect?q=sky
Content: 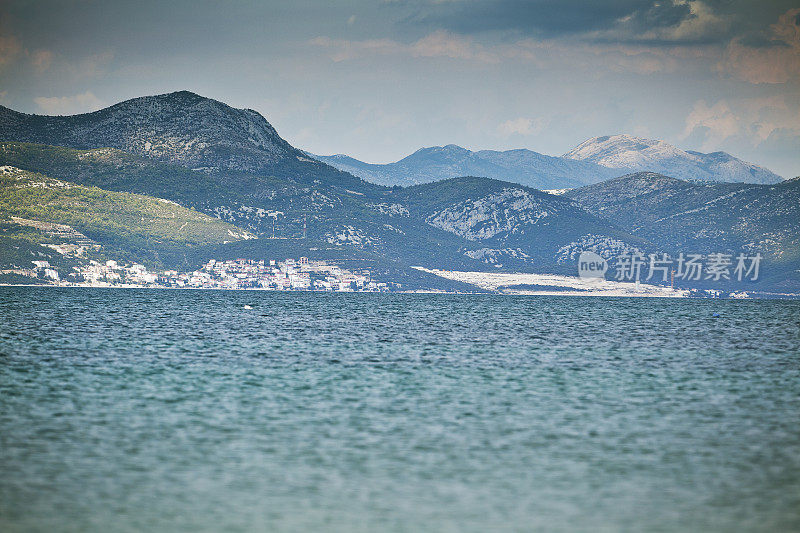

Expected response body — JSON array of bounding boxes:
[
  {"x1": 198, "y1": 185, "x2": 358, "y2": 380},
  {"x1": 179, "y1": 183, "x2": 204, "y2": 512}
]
[{"x1": 0, "y1": 0, "x2": 798, "y2": 177}]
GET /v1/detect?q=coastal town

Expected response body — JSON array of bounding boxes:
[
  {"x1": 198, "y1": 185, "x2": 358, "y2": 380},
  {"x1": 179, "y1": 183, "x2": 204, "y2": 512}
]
[{"x1": 16, "y1": 256, "x2": 392, "y2": 291}]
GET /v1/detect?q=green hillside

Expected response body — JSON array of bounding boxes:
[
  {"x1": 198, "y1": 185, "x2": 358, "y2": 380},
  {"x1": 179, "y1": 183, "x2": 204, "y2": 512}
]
[
  {"x1": 0, "y1": 142, "x2": 244, "y2": 207},
  {"x1": 0, "y1": 166, "x2": 254, "y2": 269}
]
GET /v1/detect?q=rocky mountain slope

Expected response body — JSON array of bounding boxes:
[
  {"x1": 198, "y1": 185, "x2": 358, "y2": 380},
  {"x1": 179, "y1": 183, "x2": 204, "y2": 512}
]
[
  {"x1": 566, "y1": 172, "x2": 800, "y2": 289},
  {"x1": 0, "y1": 91, "x2": 367, "y2": 189},
  {"x1": 0, "y1": 141, "x2": 646, "y2": 278},
  {"x1": 563, "y1": 135, "x2": 783, "y2": 184},
  {"x1": 395, "y1": 177, "x2": 649, "y2": 271}
]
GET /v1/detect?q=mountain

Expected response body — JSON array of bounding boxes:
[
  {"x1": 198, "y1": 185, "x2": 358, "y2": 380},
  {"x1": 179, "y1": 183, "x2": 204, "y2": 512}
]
[
  {"x1": 563, "y1": 134, "x2": 783, "y2": 184},
  {"x1": 314, "y1": 145, "x2": 617, "y2": 189},
  {"x1": 0, "y1": 142, "x2": 281, "y2": 230},
  {"x1": 394, "y1": 176, "x2": 650, "y2": 271},
  {"x1": 1, "y1": 92, "x2": 793, "y2": 291},
  {"x1": 0, "y1": 91, "x2": 646, "y2": 280},
  {"x1": 316, "y1": 136, "x2": 783, "y2": 189},
  {"x1": 0, "y1": 142, "x2": 647, "y2": 279},
  {"x1": 0, "y1": 91, "x2": 368, "y2": 189},
  {"x1": 565, "y1": 172, "x2": 800, "y2": 290},
  {"x1": 0, "y1": 165, "x2": 254, "y2": 270}
]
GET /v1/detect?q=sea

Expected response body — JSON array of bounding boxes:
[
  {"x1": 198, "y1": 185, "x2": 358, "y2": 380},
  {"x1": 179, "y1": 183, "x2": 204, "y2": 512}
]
[{"x1": 1, "y1": 287, "x2": 798, "y2": 532}]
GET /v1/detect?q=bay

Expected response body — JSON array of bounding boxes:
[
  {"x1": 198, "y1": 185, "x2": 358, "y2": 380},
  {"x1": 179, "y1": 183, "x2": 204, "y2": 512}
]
[{"x1": 1, "y1": 288, "x2": 798, "y2": 532}]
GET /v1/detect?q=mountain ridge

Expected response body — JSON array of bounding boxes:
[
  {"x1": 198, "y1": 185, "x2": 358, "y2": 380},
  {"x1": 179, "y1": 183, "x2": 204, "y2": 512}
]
[
  {"x1": 315, "y1": 135, "x2": 783, "y2": 188},
  {"x1": 0, "y1": 141, "x2": 650, "y2": 279},
  {"x1": 314, "y1": 145, "x2": 617, "y2": 188},
  {"x1": 0, "y1": 91, "x2": 370, "y2": 191},
  {"x1": 563, "y1": 134, "x2": 783, "y2": 184},
  {"x1": 0, "y1": 91, "x2": 794, "y2": 291},
  {"x1": 566, "y1": 172, "x2": 799, "y2": 261}
]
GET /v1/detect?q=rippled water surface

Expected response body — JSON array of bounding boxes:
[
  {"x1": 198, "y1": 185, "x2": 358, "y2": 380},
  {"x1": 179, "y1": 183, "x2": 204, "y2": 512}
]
[{"x1": 1, "y1": 287, "x2": 799, "y2": 532}]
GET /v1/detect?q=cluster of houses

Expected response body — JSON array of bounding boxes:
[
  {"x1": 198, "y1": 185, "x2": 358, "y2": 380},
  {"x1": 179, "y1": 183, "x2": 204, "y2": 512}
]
[
  {"x1": 170, "y1": 257, "x2": 387, "y2": 291},
  {"x1": 31, "y1": 260, "x2": 61, "y2": 281},
  {"x1": 54, "y1": 257, "x2": 389, "y2": 291},
  {"x1": 38, "y1": 260, "x2": 161, "y2": 285}
]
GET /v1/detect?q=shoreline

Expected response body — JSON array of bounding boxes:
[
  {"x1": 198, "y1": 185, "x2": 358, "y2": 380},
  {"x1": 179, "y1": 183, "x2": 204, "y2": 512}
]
[{"x1": 2, "y1": 282, "x2": 797, "y2": 299}]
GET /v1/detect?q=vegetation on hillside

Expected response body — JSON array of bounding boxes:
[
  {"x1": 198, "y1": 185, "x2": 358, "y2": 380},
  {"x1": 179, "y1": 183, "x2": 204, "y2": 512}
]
[{"x1": 0, "y1": 166, "x2": 254, "y2": 269}]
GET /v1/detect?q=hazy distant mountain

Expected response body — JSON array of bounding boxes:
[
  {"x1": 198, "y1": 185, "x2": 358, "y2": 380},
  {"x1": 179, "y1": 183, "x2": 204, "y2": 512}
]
[
  {"x1": 314, "y1": 145, "x2": 617, "y2": 189},
  {"x1": 316, "y1": 135, "x2": 783, "y2": 189},
  {"x1": 563, "y1": 134, "x2": 783, "y2": 184}
]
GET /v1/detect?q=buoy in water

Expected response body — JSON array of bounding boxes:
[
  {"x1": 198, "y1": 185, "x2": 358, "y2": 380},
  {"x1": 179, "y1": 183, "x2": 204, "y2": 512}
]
[
  {"x1": 243, "y1": 304, "x2": 253, "y2": 310},
  {"x1": 712, "y1": 312, "x2": 720, "y2": 317}
]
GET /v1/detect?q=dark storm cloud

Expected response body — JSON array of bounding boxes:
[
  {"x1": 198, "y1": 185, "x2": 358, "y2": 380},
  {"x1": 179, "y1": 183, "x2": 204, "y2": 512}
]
[
  {"x1": 398, "y1": 0, "x2": 693, "y2": 37},
  {"x1": 394, "y1": 0, "x2": 799, "y2": 45},
  {"x1": 700, "y1": 0, "x2": 800, "y2": 48}
]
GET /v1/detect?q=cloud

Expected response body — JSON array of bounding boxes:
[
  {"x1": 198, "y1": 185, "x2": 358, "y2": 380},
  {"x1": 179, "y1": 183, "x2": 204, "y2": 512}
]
[
  {"x1": 411, "y1": 31, "x2": 497, "y2": 61},
  {"x1": 309, "y1": 36, "x2": 401, "y2": 62},
  {"x1": 31, "y1": 49, "x2": 53, "y2": 72},
  {"x1": 718, "y1": 8, "x2": 800, "y2": 84},
  {"x1": 33, "y1": 91, "x2": 104, "y2": 115},
  {"x1": 497, "y1": 117, "x2": 549, "y2": 137},
  {"x1": 402, "y1": 0, "x2": 697, "y2": 41},
  {"x1": 394, "y1": 0, "x2": 800, "y2": 52},
  {"x1": 682, "y1": 95, "x2": 800, "y2": 150},
  {"x1": 0, "y1": 34, "x2": 21, "y2": 68},
  {"x1": 314, "y1": 1, "x2": 798, "y2": 82},
  {"x1": 310, "y1": 29, "x2": 696, "y2": 72},
  {"x1": 71, "y1": 51, "x2": 114, "y2": 78},
  {"x1": 0, "y1": 28, "x2": 108, "y2": 78},
  {"x1": 506, "y1": 38, "x2": 705, "y2": 75},
  {"x1": 681, "y1": 100, "x2": 740, "y2": 145},
  {"x1": 594, "y1": 0, "x2": 733, "y2": 44},
  {"x1": 310, "y1": 31, "x2": 497, "y2": 62}
]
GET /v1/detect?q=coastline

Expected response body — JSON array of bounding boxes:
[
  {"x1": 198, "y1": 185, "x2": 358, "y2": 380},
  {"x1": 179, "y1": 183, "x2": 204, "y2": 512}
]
[{"x1": 3, "y1": 282, "x2": 797, "y2": 299}]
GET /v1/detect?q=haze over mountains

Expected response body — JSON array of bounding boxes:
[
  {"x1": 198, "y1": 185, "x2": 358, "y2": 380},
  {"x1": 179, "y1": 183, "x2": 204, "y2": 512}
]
[
  {"x1": 0, "y1": 91, "x2": 797, "y2": 292},
  {"x1": 313, "y1": 145, "x2": 618, "y2": 189},
  {"x1": 316, "y1": 135, "x2": 784, "y2": 189},
  {"x1": 564, "y1": 135, "x2": 783, "y2": 185}
]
